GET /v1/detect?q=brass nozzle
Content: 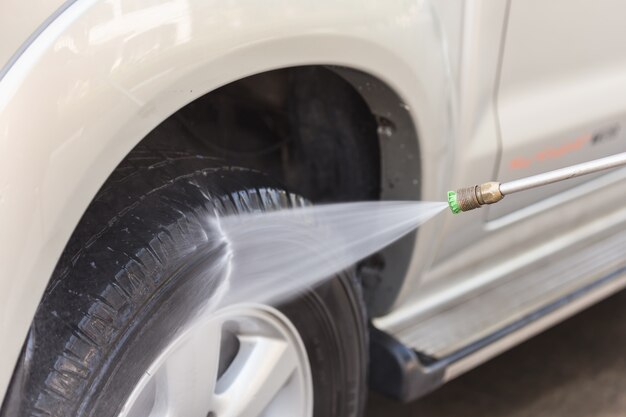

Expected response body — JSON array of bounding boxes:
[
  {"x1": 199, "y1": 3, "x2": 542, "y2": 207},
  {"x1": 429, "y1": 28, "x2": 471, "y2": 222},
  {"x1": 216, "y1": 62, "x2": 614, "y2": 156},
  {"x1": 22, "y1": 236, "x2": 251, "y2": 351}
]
[{"x1": 455, "y1": 181, "x2": 503, "y2": 212}]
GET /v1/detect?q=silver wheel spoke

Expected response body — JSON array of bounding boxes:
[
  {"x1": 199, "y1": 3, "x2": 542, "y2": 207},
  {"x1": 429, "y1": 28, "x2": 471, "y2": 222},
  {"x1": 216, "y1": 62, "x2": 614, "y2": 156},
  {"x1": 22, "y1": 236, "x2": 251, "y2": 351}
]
[
  {"x1": 119, "y1": 305, "x2": 312, "y2": 417},
  {"x1": 156, "y1": 319, "x2": 223, "y2": 416},
  {"x1": 124, "y1": 379, "x2": 159, "y2": 417},
  {"x1": 216, "y1": 335, "x2": 298, "y2": 417}
]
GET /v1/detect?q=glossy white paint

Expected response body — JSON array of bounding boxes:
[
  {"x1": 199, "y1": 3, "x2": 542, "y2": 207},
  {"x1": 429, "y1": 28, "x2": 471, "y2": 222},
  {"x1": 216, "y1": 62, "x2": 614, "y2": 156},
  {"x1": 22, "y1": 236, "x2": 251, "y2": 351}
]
[
  {"x1": 0, "y1": 0, "x2": 67, "y2": 73},
  {"x1": 377, "y1": 0, "x2": 626, "y2": 342},
  {"x1": 0, "y1": 0, "x2": 462, "y2": 399},
  {"x1": 390, "y1": 0, "x2": 508, "y2": 307},
  {"x1": 492, "y1": 0, "x2": 626, "y2": 219}
]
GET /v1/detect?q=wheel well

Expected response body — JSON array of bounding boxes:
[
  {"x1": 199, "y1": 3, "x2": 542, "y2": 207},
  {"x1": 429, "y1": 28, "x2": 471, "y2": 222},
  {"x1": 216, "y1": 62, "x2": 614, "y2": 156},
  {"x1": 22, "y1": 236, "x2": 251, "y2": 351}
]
[
  {"x1": 114, "y1": 66, "x2": 420, "y2": 316},
  {"x1": 141, "y1": 66, "x2": 380, "y2": 202}
]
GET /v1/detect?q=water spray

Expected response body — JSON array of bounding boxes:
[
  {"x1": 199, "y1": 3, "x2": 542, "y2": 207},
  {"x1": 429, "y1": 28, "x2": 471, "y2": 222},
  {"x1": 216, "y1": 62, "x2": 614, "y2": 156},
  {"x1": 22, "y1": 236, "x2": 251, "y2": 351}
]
[{"x1": 448, "y1": 151, "x2": 626, "y2": 213}]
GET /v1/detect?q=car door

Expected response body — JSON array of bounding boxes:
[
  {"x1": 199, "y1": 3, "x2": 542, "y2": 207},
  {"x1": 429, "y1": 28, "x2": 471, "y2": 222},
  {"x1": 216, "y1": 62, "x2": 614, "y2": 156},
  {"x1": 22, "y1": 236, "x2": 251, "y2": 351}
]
[{"x1": 491, "y1": 0, "x2": 626, "y2": 220}]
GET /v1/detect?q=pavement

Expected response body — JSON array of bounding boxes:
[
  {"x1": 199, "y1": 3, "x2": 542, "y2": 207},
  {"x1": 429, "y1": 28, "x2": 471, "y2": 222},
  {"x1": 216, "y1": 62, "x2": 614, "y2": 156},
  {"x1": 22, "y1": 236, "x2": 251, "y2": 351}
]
[{"x1": 367, "y1": 288, "x2": 626, "y2": 417}]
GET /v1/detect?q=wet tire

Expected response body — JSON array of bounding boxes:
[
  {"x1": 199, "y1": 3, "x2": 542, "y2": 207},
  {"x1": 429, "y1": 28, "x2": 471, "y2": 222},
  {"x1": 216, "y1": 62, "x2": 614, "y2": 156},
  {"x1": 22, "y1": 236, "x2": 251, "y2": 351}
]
[{"x1": 1, "y1": 149, "x2": 368, "y2": 417}]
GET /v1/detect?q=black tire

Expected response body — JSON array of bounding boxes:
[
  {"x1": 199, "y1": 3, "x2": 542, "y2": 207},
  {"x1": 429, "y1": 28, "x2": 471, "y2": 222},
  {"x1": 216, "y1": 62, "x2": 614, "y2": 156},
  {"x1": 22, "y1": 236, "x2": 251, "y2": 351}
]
[{"x1": 1, "y1": 148, "x2": 368, "y2": 417}]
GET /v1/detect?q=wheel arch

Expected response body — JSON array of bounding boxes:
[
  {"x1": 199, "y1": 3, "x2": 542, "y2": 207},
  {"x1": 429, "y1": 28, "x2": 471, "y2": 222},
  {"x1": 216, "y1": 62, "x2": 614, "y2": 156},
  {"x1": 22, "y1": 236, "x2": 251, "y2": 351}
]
[{"x1": 0, "y1": 0, "x2": 455, "y2": 400}]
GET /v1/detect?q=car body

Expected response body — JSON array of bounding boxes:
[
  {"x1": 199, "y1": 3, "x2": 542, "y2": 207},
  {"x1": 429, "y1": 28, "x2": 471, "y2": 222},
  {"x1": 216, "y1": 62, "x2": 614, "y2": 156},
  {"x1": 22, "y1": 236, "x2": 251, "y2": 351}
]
[{"x1": 2, "y1": 0, "x2": 626, "y2": 412}]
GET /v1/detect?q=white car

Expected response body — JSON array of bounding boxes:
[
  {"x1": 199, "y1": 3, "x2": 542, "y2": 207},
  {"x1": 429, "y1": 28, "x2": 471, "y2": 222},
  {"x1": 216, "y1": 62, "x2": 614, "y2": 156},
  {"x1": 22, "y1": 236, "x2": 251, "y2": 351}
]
[{"x1": 2, "y1": 1, "x2": 626, "y2": 416}]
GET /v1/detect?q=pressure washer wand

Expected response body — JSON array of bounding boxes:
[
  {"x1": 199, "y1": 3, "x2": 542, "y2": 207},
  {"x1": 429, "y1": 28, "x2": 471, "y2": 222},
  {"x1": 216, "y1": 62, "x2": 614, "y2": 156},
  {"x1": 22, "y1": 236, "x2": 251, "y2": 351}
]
[{"x1": 448, "y1": 151, "x2": 626, "y2": 213}]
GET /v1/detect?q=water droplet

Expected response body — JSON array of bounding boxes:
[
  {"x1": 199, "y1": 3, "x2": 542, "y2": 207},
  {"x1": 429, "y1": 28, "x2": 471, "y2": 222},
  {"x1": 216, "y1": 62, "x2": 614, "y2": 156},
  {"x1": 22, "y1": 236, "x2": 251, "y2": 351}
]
[{"x1": 377, "y1": 116, "x2": 396, "y2": 138}]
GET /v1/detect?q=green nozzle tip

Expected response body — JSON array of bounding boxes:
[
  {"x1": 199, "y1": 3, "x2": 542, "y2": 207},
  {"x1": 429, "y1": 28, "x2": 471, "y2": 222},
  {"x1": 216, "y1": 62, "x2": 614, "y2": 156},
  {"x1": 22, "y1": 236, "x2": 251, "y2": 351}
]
[{"x1": 448, "y1": 190, "x2": 461, "y2": 214}]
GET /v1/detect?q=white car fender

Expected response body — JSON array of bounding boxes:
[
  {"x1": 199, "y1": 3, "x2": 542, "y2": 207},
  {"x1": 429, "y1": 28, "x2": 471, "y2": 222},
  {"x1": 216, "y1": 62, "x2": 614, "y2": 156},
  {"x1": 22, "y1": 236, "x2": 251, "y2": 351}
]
[{"x1": 0, "y1": 0, "x2": 455, "y2": 399}]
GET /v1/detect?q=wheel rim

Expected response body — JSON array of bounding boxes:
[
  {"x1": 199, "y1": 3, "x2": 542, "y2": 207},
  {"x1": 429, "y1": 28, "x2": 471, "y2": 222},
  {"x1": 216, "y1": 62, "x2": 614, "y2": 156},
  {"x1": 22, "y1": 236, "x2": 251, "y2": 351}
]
[{"x1": 118, "y1": 304, "x2": 313, "y2": 417}]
